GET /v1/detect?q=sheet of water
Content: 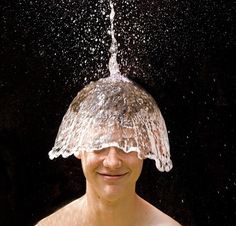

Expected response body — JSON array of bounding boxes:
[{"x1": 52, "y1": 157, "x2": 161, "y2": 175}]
[{"x1": 48, "y1": 0, "x2": 173, "y2": 172}]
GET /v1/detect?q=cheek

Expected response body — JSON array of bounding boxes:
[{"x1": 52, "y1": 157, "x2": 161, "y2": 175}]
[
  {"x1": 81, "y1": 153, "x2": 100, "y2": 174},
  {"x1": 133, "y1": 157, "x2": 143, "y2": 174},
  {"x1": 126, "y1": 156, "x2": 143, "y2": 177},
  {"x1": 128, "y1": 153, "x2": 143, "y2": 168}
]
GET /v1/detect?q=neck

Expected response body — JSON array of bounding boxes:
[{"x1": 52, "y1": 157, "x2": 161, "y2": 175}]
[{"x1": 81, "y1": 183, "x2": 139, "y2": 226}]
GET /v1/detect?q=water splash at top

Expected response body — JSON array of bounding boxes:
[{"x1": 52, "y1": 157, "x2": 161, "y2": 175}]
[
  {"x1": 47, "y1": 0, "x2": 173, "y2": 172},
  {"x1": 108, "y1": 0, "x2": 127, "y2": 81}
]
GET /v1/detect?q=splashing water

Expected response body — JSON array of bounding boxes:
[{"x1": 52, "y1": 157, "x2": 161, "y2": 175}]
[
  {"x1": 48, "y1": 0, "x2": 173, "y2": 172},
  {"x1": 108, "y1": 0, "x2": 130, "y2": 83},
  {"x1": 49, "y1": 77, "x2": 172, "y2": 171},
  {"x1": 108, "y1": 0, "x2": 121, "y2": 77}
]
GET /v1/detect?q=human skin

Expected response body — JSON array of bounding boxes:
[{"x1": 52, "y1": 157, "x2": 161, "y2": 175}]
[
  {"x1": 36, "y1": 147, "x2": 181, "y2": 226},
  {"x1": 80, "y1": 147, "x2": 143, "y2": 203}
]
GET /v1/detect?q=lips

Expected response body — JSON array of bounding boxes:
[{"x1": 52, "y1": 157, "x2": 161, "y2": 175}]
[{"x1": 97, "y1": 172, "x2": 128, "y2": 179}]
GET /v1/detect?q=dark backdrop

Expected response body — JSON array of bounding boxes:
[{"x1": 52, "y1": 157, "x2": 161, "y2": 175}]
[{"x1": 1, "y1": 0, "x2": 235, "y2": 226}]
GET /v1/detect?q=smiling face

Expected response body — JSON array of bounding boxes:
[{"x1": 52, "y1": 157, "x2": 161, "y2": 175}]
[{"x1": 76, "y1": 147, "x2": 143, "y2": 202}]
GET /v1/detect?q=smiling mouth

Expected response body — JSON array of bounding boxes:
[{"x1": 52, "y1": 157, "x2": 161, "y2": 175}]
[{"x1": 97, "y1": 172, "x2": 128, "y2": 178}]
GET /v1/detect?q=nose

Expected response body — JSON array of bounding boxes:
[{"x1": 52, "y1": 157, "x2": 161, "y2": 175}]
[{"x1": 103, "y1": 147, "x2": 122, "y2": 169}]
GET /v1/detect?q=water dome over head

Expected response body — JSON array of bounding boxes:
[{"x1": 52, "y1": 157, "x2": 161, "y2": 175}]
[{"x1": 49, "y1": 75, "x2": 173, "y2": 172}]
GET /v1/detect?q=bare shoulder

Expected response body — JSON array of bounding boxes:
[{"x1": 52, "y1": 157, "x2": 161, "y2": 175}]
[
  {"x1": 35, "y1": 197, "x2": 83, "y2": 226},
  {"x1": 150, "y1": 208, "x2": 181, "y2": 226},
  {"x1": 138, "y1": 197, "x2": 181, "y2": 226}
]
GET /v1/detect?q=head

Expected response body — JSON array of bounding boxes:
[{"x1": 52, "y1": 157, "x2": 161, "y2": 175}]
[{"x1": 49, "y1": 75, "x2": 172, "y2": 172}]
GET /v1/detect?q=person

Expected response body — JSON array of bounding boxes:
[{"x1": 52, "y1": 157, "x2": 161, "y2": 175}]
[{"x1": 36, "y1": 75, "x2": 181, "y2": 226}]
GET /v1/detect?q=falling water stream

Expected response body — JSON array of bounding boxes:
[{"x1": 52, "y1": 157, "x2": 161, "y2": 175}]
[
  {"x1": 108, "y1": 0, "x2": 121, "y2": 77},
  {"x1": 108, "y1": 0, "x2": 130, "y2": 83}
]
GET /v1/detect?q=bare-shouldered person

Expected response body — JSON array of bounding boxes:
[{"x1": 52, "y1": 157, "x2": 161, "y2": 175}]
[
  {"x1": 36, "y1": 148, "x2": 181, "y2": 226},
  {"x1": 36, "y1": 76, "x2": 181, "y2": 226}
]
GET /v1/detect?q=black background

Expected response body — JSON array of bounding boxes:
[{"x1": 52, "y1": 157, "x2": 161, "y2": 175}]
[{"x1": 1, "y1": 0, "x2": 235, "y2": 225}]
